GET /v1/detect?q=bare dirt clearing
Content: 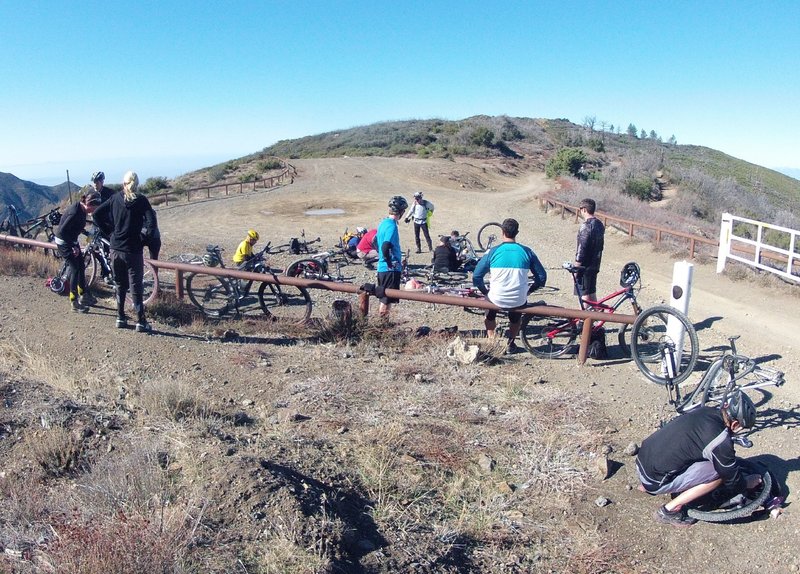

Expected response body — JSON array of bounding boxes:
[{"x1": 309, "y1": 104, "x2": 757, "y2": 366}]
[{"x1": 1, "y1": 156, "x2": 799, "y2": 573}]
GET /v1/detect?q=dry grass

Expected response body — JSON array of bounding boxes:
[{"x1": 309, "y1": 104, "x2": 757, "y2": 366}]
[
  {"x1": 0, "y1": 246, "x2": 60, "y2": 278},
  {"x1": 136, "y1": 378, "x2": 211, "y2": 421},
  {"x1": 24, "y1": 426, "x2": 83, "y2": 478}
]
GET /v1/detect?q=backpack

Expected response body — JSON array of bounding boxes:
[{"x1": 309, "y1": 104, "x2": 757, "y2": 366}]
[
  {"x1": 340, "y1": 230, "x2": 357, "y2": 248},
  {"x1": 289, "y1": 237, "x2": 301, "y2": 255},
  {"x1": 588, "y1": 327, "x2": 608, "y2": 360}
]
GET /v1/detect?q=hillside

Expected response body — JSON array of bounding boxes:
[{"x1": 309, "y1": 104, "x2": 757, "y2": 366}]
[{"x1": 0, "y1": 172, "x2": 78, "y2": 220}]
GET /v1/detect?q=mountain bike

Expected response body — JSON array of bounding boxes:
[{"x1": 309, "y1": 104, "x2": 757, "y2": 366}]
[
  {"x1": 185, "y1": 244, "x2": 312, "y2": 323},
  {"x1": 1, "y1": 205, "x2": 62, "y2": 256},
  {"x1": 520, "y1": 262, "x2": 653, "y2": 358},
  {"x1": 82, "y1": 230, "x2": 159, "y2": 306},
  {"x1": 288, "y1": 230, "x2": 321, "y2": 255},
  {"x1": 477, "y1": 222, "x2": 502, "y2": 251},
  {"x1": 285, "y1": 248, "x2": 353, "y2": 282},
  {"x1": 666, "y1": 336, "x2": 785, "y2": 413}
]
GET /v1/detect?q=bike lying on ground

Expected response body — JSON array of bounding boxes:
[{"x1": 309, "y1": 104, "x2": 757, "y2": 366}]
[
  {"x1": 185, "y1": 243, "x2": 312, "y2": 323},
  {"x1": 666, "y1": 336, "x2": 785, "y2": 414},
  {"x1": 285, "y1": 248, "x2": 353, "y2": 282},
  {"x1": 82, "y1": 229, "x2": 159, "y2": 306},
  {"x1": 288, "y1": 230, "x2": 321, "y2": 255}
]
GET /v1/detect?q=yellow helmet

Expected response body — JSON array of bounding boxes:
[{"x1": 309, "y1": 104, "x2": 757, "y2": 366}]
[{"x1": 247, "y1": 229, "x2": 259, "y2": 241}]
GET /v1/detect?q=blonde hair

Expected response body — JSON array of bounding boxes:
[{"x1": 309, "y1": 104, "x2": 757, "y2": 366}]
[{"x1": 122, "y1": 171, "x2": 139, "y2": 201}]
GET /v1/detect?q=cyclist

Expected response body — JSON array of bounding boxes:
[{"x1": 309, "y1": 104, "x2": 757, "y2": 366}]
[
  {"x1": 356, "y1": 228, "x2": 378, "y2": 269},
  {"x1": 432, "y1": 235, "x2": 458, "y2": 273},
  {"x1": 376, "y1": 196, "x2": 408, "y2": 317},
  {"x1": 344, "y1": 226, "x2": 367, "y2": 258},
  {"x1": 573, "y1": 198, "x2": 604, "y2": 302},
  {"x1": 636, "y1": 391, "x2": 763, "y2": 527},
  {"x1": 91, "y1": 171, "x2": 115, "y2": 203},
  {"x1": 54, "y1": 191, "x2": 103, "y2": 313},
  {"x1": 473, "y1": 218, "x2": 547, "y2": 354},
  {"x1": 233, "y1": 229, "x2": 260, "y2": 268},
  {"x1": 93, "y1": 171, "x2": 157, "y2": 332},
  {"x1": 404, "y1": 191, "x2": 434, "y2": 253}
]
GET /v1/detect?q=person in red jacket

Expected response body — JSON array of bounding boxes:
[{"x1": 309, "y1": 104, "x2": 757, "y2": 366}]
[{"x1": 355, "y1": 228, "x2": 378, "y2": 268}]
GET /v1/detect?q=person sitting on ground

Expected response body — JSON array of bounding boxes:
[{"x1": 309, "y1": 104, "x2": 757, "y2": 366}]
[
  {"x1": 344, "y1": 227, "x2": 367, "y2": 258},
  {"x1": 472, "y1": 218, "x2": 547, "y2": 354},
  {"x1": 356, "y1": 228, "x2": 378, "y2": 268},
  {"x1": 432, "y1": 235, "x2": 459, "y2": 273},
  {"x1": 233, "y1": 229, "x2": 259, "y2": 268},
  {"x1": 55, "y1": 191, "x2": 103, "y2": 313},
  {"x1": 636, "y1": 391, "x2": 762, "y2": 527}
]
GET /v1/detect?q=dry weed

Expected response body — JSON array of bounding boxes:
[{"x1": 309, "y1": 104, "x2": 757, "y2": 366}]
[
  {"x1": 24, "y1": 426, "x2": 83, "y2": 478},
  {"x1": 0, "y1": 247, "x2": 59, "y2": 278},
  {"x1": 136, "y1": 378, "x2": 210, "y2": 421},
  {"x1": 254, "y1": 505, "x2": 336, "y2": 574}
]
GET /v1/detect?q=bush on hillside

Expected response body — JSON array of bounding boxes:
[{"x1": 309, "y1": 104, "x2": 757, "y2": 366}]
[
  {"x1": 545, "y1": 148, "x2": 587, "y2": 179},
  {"x1": 141, "y1": 177, "x2": 170, "y2": 195},
  {"x1": 622, "y1": 177, "x2": 656, "y2": 200}
]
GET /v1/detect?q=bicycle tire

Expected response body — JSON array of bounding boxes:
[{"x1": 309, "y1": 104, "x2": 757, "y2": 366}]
[
  {"x1": 125, "y1": 260, "x2": 160, "y2": 308},
  {"x1": 630, "y1": 305, "x2": 699, "y2": 385},
  {"x1": 84, "y1": 251, "x2": 99, "y2": 286},
  {"x1": 258, "y1": 281, "x2": 312, "y2": 324},
  {"x1": 675, "y1": 360, "x2": 728, "y2": 413},
  {"x1": 477, "y1": 222, "x2": 502, "y2": 251},
  {"x1": 285, "y1": 258, "x2": 327, "y2": 280},
  {"x1": 520, "y1": 315, "x2": 578, "y2": 358},
  {"x1": 186, "y1": 272, "x2": 233, "y2": 317},
  {"x1": 686, "y1": 462, "x2": 773, "y2": 523},
  {"x1": 617, "y1": 324, "x2": 633, "y2": 358},
  {"x1": 30, "y1": 228, "x2": 57, "y2": 257}
]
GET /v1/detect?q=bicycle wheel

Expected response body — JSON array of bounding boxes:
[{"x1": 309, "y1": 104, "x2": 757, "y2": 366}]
[
  {"x1": 285, "y1": 258, "x2": 326, "y2": 280},
  {"x1": 477, "y1": 222, "x2": 502, "y2": 251},
  {"x1": 186, "y1": 272, "x2": 233, "y2": 317},
  {"x1": 84, "y1": 251, "x2": 99, "y2": 286},
  {"x1": 675, "y1": 360, "x2": 728, "y2": 413},
  {"x1": 258, "y1": 281, "x2": 312, "y2": 324},
  {"x1": 30, "y1": 228, "x2": 58, "y2": 257},
  {"x1": 630, "y1": 305, "x2": 699, "y2": 385},
  {"x1": 617, "y1": 324, "x2": 633, "y2": 357},
  {"x1": 686, "y1": 461, "x2": 773, "y2": 523},
  {"x1": 520, "y1": 315, "x2": 578, "y2": 358},
  {"x1": 126, "y1": 261, "x2": 160, "y2": 308}
]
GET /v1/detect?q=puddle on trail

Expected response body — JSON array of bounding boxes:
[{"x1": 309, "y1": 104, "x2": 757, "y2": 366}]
[{"x1": 304, "y1": 208, "x2": 345, "y2": 216}]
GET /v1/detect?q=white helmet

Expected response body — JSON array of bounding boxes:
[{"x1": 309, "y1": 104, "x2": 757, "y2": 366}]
[{"x1": 356, "y1": 226, "x2": 367, "y2": 234}]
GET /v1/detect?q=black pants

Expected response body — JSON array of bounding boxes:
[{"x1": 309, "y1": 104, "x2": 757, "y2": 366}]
[
  {"x1": 111, "y1": 250, "x2": 145, "y2": 321},
  {"x1": 57, "y1": 243, "x2": 86, "y2": 299},
  {"x1": 414, "y1": 222, "x2": 432, "y2": 251}
]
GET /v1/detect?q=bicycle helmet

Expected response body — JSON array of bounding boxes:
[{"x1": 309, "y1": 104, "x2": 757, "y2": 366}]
[
  {"x1": 83, "y1": 191, "x2": 103, "y2": 206},
  {"x1": 202, "y1": 253, "x2": 218, "y2": 267},
  {"x1": 356, "y1": 226, "x2": 367, "y2": 234},
  {"x1": 620, "y1": 262, "x2": 641, "y2": 287},
  {"x1": 47, "y1": 210, "x2": 62, "y2": 226},
  {"x1": 91, "y1": 171, "x2": 105, "y2": 183},
  {"x1": 413, "y1": 191, "x2": 423, "y2": 199},
  {"x1": 388, "y1": 195, "x2": 409, "y2": 214},
  {"x1": 723, "y1": 390, "x2": 757, "y2": 429},
  {"x1": 247, "y1": 229, "x2": 259, "y2": 241}
]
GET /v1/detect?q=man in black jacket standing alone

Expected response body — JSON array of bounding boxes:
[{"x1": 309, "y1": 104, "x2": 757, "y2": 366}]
[{"x1": 573, "y1": 198, "x2": 604, "y2": 302}]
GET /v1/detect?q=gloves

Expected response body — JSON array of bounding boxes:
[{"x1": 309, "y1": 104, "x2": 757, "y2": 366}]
[
  {"x1": 404, "y1": 217, "x2": 411, "y2": 224},
  {"x1": 360, "y1": 283, "x2": 376, "y2": 295}
]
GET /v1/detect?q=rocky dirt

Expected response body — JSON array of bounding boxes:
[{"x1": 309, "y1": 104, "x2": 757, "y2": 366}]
[{"x1": 1, "y1": 156, "x2": 799, "y2": 573}]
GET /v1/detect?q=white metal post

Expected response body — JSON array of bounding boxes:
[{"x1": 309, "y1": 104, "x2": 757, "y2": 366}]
[{"x1": 668, "y1": 261, "x2": 694, "y2": 368}]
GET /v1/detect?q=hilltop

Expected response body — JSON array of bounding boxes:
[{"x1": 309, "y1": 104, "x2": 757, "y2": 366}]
[{"x1": 0, "y1": 172, "x2": 78, "y2": 220}]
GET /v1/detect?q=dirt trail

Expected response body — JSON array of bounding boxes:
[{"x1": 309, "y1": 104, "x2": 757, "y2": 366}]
[{"x1": 3, "y1": 156, "x2": 799, "y2": 573}]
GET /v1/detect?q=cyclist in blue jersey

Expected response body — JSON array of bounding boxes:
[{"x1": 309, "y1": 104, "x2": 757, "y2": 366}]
[
  {"x1": 376, "y1": 196, "x2": 408, "y2": 318},
  {"x1": 473, "y1": 218, "x2": 547, "y2": 354}
]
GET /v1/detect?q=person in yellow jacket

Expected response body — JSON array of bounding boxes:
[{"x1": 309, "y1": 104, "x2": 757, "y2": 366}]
[{"x1": 233, "y1": 229, "x2": 259, "y2": 267}]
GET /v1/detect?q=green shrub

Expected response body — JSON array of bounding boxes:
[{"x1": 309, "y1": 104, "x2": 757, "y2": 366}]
[
  {"x1": 469, "y1": 127, "x2": 495, "y2": 147},
  {"x1": 140, "y1": 177, "x2": 170, "y2": 195},
  {"x1": 586, "y1": 138, "x2": 605, "y2": 152},
  {"x1": 545, "y1": 148, "x2": 587, "y2": 179},
  {"x1": 623, "y1": 177, "x2": 656, "y2": 200},
  {"x1": 257, "y1": 159, "x2": 283, "y2": 171}
]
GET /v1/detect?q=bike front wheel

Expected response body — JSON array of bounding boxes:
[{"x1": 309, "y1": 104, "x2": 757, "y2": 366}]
[
  {"x1": 186, "y1": 273, "x2": 233, "y2": 317},
  {"x1": 285, "y1": 258, "x2": 327, "y2": 280},
  {"x1": 520, "y1": 315, "x2": 578, "y2": 358},
  {"x1": 477, "y1": 222, "x2": 502, "y2": 251},
  {"x1": 630, "y1": 305, "x2": 699, "y2": 385},
  {"x1": 84, "y1": 251, "x2": 99, "y2": 286},
  {"x1": 258, "y1": 281, "x2": 312, "y2": 324}
]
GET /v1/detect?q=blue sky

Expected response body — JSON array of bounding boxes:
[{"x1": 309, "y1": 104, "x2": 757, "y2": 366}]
[{"x1": 2, "y1": 0, "x2": 798, "y2": 185}]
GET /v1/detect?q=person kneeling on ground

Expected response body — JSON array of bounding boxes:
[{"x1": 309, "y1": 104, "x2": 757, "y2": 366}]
[
  {"x1": 233, "y1": 229, "x2": 260, "y2": 268},
  {"x1": 432, "y1": 235, "x2": 459, "y2": 273},
  {"x1": 636, "y1": 391, "x2": 762, "y2": 527},
  {"x1": 356, "y1": 228, "x2": 379, "y2": 269},
  {"x1": 345, "y1": 226, "x2": 367, "y2": 258}
]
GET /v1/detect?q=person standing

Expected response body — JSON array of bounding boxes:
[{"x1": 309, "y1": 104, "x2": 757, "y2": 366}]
[
  {"x1": 377, "y1": 196, "x2": 408, "y2": 318},
  {"x1": 404, "y1": 191, "x2": 434, "y2": 253},
  {"x1": 54, "y1": 191, "x2": 103, "y2": 313},
  {"x1": 573, "y1": 198, "x2": 605, "y2": 302},
  {"x1": 90, "y1": 171, "x2": 114, "y2": 203},
  {"x1": 93, "y1": 171, "x2": 157, "y2": 332},
  {"x1": 473, "y1": 218, "x2": 547, "y2": 354}
]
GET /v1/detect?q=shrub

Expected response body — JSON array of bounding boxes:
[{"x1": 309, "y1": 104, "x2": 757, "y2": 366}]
[
  {"x1": 469, "y1": 127, "x2": 495, "y2": 147},
  {"x1": 140, "y1": 177, "x2": 170, "y2": 195},
  {"x1": 586, "y1": 138, "x2": 605, "y2": 152},
  {"x1": 257, "y1": 159, "x2": 283, "y2": 171},
  {"x1": 622, "y1": 177, "x2": 656, "y2": 200},
  {"x1": 545, "y1": 148, "x2": 587, "y2": 179}
]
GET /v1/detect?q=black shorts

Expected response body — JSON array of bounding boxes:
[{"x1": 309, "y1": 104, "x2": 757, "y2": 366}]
[
  {"x1": 575, "y1": 268, "x2": 599, "y2": 297},
  {"x1": 484, "y1": 308, "x2": 522, "y2": 325},
  {"x1": 377, "y1": 271, "x2": 401, "y2": 304}
]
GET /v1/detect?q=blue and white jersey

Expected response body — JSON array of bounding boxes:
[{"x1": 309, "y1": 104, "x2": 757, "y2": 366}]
[
  {"x1": 376, "y1": 217, "x2": 401, "y2": 273},
  {"x1": 473, "y1": 242, "x2": 547, "y2": 308}
]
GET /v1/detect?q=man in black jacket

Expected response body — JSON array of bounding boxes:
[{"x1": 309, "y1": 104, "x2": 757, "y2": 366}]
[
  {"x1": 636, "y1": 392, "x2": 761, "y2": 526},
  {"x1": 573, "y1": 198, "x2": 604, "y2": 302},
  {"x1": 55, "y1": 191, "x2": 103, "y2": 312}
]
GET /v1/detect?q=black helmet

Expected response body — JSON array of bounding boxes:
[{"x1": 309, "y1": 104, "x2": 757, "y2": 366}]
[
  {"x1": 83, "y1": 191, "x2": 102, "y2": 206},
  {"x1": 388, "y1": 195, "x2": 408, "y2": 214},
  {"x1": 620, "y1": 262, "x2": 640, "y2": 287},
  {"x1": 724, "y1": 390, "x2": 756, "y2": 429},
  {"x1": 91, "y1": 171, "x2": 105, "y2": 183}
]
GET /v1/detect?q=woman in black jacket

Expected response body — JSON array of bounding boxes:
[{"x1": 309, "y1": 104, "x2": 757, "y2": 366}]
[{"x1": 93, "y1": 171, "x2": 157, "y2": 332}]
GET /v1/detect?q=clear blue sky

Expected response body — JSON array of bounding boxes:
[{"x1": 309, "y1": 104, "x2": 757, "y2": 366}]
[{"x1": 2, "y1": 0, "x2": 798, "y2": 185}]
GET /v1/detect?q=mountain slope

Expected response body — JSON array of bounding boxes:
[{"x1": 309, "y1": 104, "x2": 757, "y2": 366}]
[{"x1": 0, "y1": 172, "x2": 77, "y2": 220}]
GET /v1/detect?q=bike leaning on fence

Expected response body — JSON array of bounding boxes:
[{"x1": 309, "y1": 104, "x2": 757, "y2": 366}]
[{"x1": 185, "y1": 243, "x2": 312, "y2": 323}]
